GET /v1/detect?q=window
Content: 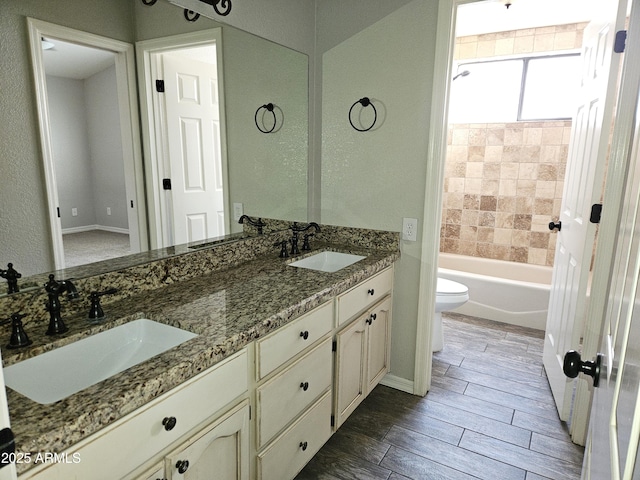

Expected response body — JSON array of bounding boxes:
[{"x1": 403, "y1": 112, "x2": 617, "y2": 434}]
[{"x1": 448, "y1": 53, "x2": 581, "y2": 123}]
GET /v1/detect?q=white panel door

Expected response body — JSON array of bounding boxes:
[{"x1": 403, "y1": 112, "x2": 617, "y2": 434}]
[
  {"x1": 543, "y1": 0, "x2": 625, "y2": 421},
  {"x1": 162, "y1": 52, "x2": 224, "y2": 245}
]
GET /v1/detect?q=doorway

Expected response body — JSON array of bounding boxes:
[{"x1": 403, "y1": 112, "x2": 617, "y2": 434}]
[
  {"x1": 415, "y1": 0, "x2": 623, "y2": 446},
  {"x1": 137, "y1": 30, "x2": 230, "y2": 249},
  {"x1": 27, "y1": 19, "x2": 147, "y2": 270}
]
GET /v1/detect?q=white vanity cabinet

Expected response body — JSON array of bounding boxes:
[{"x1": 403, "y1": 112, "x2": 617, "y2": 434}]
[
  {"x1": 334, "y1": 268, "x2": 393, "y2": 428},
  {"x1": 254, "y1": 301, "x2": 334, "y2": 480},
  {"x1": 163, "y1": 401, "x2": 250, "y2": 480},
  {"x1": 21, "y1": 349, "x2": 249, "y2": 480}
]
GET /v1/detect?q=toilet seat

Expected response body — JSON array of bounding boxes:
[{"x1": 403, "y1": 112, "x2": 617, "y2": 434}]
[{"x1": 436, "y1": 278, "x2": 468, "y2": 296}]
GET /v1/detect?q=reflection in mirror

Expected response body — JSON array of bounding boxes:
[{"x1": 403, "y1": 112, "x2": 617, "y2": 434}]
[
  {"x1": 41, "y1": 36, "x2": 145, "y2": 269},
  {"x1": 1, "y1": 0, "x2": 308, "y2": 297}
]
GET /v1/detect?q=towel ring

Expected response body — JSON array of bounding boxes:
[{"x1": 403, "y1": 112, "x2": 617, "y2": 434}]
[
  {"x1": 349, "y1": 97, "x2": 377, "y2": 132},
  {"x1": 255, "y1": 103, "x2": 277, "y2": 134}
]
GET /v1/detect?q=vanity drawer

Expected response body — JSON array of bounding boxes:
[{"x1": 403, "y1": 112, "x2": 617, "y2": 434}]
[
  {"x1": 256, "y1": 338, "x2": 332, "y2": 448},
  {"x1": 257, "y1": 391, "x2": 332, "y2": 480},
  {"x1": 337, "y1": 267, "x2": 393, "y2": 326},
  {"x1": 256, "y1": 301, "x2": 333, "y2": 380},
  {"x1": 23, "y1": 349, "x2": 248, "y2": 480}
]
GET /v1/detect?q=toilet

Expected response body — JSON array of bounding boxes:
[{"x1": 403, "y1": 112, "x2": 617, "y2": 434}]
[{"x1": 432, "y1": 277, "x2": 469, "y2": 352}]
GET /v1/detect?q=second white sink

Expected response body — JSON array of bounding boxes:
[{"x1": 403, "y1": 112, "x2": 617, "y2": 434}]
[
  {"x1": 4, "y1": 319, "x2": 197, "y2": 405},
  {"x1": 289, "y1": 251, "x2": 366, "y2": 273}
]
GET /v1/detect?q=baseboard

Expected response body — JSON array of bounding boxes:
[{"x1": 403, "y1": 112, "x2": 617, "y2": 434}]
[
  {"x1": 380, "y1": 373, "x2": 414, "y2": 394},
  {"x1": 62, "y1": 225, "x2": 129, "y2": 235}
]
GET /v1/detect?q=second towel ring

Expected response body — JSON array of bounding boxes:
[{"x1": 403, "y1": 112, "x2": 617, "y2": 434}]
[
  {"x1": 349, "y1": 97, "x2": 377, "y2": 132},
  {"x1": 255, "y1": 103, "x2": 277, "y2": 134}
]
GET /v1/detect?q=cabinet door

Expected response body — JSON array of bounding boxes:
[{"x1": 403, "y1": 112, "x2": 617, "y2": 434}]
[
  {"x1": 334, "y1": 315, "x2": 367, "y2": 428},
  {"x1": 165, "y1": 402, "x2": 249, "y2": 480},
  {"x1": 366, "y1": 296, "x2": 391, "y2": 392}
]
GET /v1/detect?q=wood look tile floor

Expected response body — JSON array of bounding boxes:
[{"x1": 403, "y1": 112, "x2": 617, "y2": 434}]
[{"x1": 296, "y1": 313, "x2": 584, "y2": 480}]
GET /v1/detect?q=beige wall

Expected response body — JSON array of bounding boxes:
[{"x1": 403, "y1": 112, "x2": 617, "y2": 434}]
[{"x1": 440, "y1": 23, "x2": 587, "y2": 267}]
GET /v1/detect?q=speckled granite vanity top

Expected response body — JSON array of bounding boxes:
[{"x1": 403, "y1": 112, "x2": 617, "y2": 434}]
[{"x1": 0, "y1": 223, "x2": 399, "y2": 473}]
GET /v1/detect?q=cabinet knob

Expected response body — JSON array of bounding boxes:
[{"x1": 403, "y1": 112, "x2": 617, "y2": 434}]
[
  {"x1": 300, "y1": 381, "x2": 309, "y2": 391},
  {"x1": 366, "y1": 317, "x2": 372, "y2": 325},
  {"x1": 299, "y1": 441, "x2": 308, "y2": 451},
  {"x1": 300, "y1": 330, "x2": 309, "y2": 340},
  {"x1": 367, "y1": 288, "x2": 375, "y2": 296},
  {"x1": 162, "y1": 416, "x2": 177, "y2": 431},
  {"x1": 176, "y1": 459, "x2": 189, "y2": 474}
]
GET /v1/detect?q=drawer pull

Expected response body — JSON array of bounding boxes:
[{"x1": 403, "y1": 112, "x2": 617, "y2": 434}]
[
  {"x1": 176, "y1": 459, "x2": 190, "y2": 474},
  {"x1": 162, "y1": 416, "x2": 177, "y2": 431},
  {"x1": 299, "y1": 441, "x2": 308, "y2": 451},
  {"x1": 300, "y1": 381, "x2": 309, "y2": 391},
  {"x1": 368, "y1": 288, "x2": 375, "y2": 295},
  {"x1": 300, "y1": 330, "x2": 309, "y2": 340}
]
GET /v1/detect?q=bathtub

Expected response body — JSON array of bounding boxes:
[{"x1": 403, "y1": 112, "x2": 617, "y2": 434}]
[{"x1": 438, "y1": 253, "x2": 552, "y2": 330}]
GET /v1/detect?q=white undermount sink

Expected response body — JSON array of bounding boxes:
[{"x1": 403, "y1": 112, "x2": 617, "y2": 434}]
[
  {"x1": 289, "y1": 251, "x2": 366, "y2": 273},
  {"x1": 3, "y1": 319, "x2": 197, "y2": 405}
]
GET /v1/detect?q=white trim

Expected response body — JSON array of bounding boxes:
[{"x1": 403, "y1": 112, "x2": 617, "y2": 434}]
[
  {"x1": 26, "y1": 18, "x2": 147, "y2": 269},
  {"x1": 61, "y1": 225, "x2": 130, "y2": 235},
  {"x1": 380, "y1": 374, "x2": 414, "y2": 395},
  {"x1": 136, "y1": 29, "x2": 231, "y2": 250},
  {"x1": 415, "y1": 0, "x2": 469, "y2": 397}
]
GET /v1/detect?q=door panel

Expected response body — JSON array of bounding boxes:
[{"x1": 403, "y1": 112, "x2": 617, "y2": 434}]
[
  {"x1": 162, "y1": 52, "x2": 224, "y2": 246},
  {"x1": 543, "y1": 0, "x2": 624, "y2": 424}
]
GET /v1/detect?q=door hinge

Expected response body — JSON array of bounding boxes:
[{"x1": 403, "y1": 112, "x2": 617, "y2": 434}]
[
  {"x1": 56, "y1": 207, "x2": 60, "y2": 218},
  {"x1": 614, "y1": 30, "x2": 627, "y2": 53},
  {"x1": 330, "y1": 415, "x2": 335, "y2": 427},
  {"x1": 590, "y1": 203, "x2": 603, "y2": 224},
  {"x1": 332, "y1": 340, "x2": 337, "y2": 352},
  {"x1": 162, "y1": 178, "x2": 172, "y2": 190},
  {"x1": 249, "y1": 405, "x2": 252, "y2": 420},
  {"x1": 155, "y1": 79, "x2": 165, "y2": 93}
]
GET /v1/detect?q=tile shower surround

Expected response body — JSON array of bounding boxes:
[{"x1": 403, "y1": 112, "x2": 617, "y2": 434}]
[
  {"x1": 441, "y1": 22, "x2": 587, "y2": 267},
  {"x1": 441, "y1": 120, "x2": 571, "y2": 266}
]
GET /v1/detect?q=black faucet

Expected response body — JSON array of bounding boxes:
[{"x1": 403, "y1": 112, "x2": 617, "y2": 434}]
[
  {"x1": 88, "y1": 288, "x2": 118, "y2": 320},
  {"x1": 1, "y1": 313, "x2": 32, "y2": 349},
  {"x1": 238, "y1": 215, "x2": 266, "y2": 234},
  {"x1": 44, "y1": 274, "x2": 78, "y2": 335},
  {"x1": 0, "y1": 263, "x2": 22, "y2": 294},
  {"x1": 290, "y1": 222, "x2": 321, "y2": 254}
]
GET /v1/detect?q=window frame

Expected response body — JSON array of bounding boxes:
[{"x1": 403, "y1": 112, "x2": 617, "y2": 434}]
[{"x1": 455, "y1": 51, "x2": 581, "y2": 123}]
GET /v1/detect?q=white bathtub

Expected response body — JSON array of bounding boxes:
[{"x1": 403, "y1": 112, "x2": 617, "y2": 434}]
[{"x1": 438, "y1": 253, "x2": 552, "y2": 330}]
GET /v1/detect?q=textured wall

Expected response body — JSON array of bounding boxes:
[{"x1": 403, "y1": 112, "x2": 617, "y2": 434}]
[{"x1": 320, "y1": 0, "x2": 438, "y2": 383}]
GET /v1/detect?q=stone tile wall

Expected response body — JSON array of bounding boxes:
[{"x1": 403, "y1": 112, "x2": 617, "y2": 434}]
[{"x1": 440, "y1": 23, "x2": 586, "y2": 267}]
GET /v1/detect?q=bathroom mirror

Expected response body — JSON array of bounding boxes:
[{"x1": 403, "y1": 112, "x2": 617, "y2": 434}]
[{"x1": 0, "y1": 0, "x2": 308, "y2": 296}]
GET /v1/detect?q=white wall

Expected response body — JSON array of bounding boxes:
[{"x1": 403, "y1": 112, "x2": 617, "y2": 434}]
[
  {"x1": 319, "y1": 0, "x2": 439, "y2": 383},
  {"x1": 46, "y1": 75, "x2": 97, "y2": 230},
  {"x1": 45, "y1": 65, "x2": 127, "y2": 233},
  {"x1": 85, "y1": 64, "x2": 128, "y2": 231}
]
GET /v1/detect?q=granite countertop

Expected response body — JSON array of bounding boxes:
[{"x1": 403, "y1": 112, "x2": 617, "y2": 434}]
[{"x1": 6, "y1": 242, "x2": 398, "y2": 473}]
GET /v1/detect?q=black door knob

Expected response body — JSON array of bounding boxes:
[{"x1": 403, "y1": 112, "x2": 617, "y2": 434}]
[
  {"x1": 549, "y1": 221, "x2": 562, "y2": 231},
  {"x1": 563, "y1": 350, "x2": 602, "y2": 388}
]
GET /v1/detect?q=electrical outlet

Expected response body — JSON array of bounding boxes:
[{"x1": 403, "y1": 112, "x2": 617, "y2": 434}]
[
  {"x1": 106, "y1": 207, "x2": 112, "y2": 216},
  {"x1": 402, "y1": 218, "x2": 418, "y2": 242},
  {"x1": 71, "y1": 208, "x2": 78, "y2": 217},
  {"x1": 233, "y1": 203, "x2": 244, "y2": 221}
]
